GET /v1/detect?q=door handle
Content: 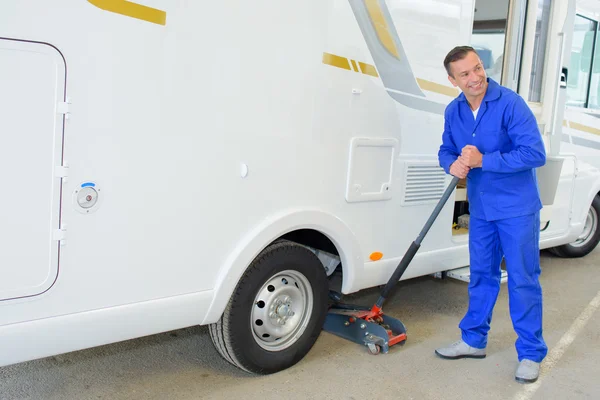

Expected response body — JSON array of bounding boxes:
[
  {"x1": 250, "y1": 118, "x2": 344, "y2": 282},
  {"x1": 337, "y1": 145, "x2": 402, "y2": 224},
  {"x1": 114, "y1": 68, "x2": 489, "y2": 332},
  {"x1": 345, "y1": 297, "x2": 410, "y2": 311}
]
[{"x1": 560, "y1": 67, "x2": 568, "y2": 89}]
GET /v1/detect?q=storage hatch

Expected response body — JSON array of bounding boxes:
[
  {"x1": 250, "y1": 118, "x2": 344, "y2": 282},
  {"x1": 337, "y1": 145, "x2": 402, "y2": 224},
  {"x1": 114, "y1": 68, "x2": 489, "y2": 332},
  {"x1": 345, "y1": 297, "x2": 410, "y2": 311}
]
[{"x1": 0, "y1": 39, "x2": 66, "y2": 301}]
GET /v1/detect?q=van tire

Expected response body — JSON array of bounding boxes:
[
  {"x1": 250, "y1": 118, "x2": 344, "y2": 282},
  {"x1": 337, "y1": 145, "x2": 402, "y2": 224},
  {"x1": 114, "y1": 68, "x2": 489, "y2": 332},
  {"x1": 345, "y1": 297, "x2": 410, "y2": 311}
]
[
  {"x1": 208, "y1": 240, "x2": 329, "y2": 374},
  {"x1": 548, "y1": 196, "x2": 600, "y2": 258}
]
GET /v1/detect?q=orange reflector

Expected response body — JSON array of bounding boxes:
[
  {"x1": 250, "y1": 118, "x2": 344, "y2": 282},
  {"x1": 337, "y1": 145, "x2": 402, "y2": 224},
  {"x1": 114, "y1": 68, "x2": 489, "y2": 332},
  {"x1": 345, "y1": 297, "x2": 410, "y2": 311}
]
[{"x1": 370, "y1": 252, "x2": 383, "y2": 261}]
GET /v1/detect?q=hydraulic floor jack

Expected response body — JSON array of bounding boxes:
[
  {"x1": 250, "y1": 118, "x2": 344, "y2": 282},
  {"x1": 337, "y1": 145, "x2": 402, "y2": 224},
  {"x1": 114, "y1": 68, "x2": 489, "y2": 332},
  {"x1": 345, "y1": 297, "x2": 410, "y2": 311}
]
[{"x1": 323, "y1": 176, "x2": 460, "y2": 354}]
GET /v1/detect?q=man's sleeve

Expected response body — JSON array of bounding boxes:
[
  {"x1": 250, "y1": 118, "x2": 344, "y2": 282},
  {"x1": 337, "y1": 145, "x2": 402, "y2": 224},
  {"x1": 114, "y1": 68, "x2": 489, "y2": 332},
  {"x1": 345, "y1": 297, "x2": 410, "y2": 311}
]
[
  {"x1": 438, "y1": 108, "x2": 459, "y2": 174},
  {"x1": 481, "y1": 95, "x2": 546, "y2": 173}
]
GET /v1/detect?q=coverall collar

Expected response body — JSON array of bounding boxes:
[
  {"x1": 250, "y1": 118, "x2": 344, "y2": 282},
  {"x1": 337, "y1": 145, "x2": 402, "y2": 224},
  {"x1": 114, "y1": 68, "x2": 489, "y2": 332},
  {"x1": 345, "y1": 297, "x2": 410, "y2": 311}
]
[{"x1": 456, "y1": 78, "x2": 502, "y2": 104}]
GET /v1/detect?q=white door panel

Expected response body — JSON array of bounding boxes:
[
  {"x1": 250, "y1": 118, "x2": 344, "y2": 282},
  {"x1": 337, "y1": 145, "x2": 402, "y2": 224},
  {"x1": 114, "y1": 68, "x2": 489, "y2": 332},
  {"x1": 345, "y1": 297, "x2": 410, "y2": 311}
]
[{"x1": 0, "y1": 39, "x2": 66, "y2": 301}]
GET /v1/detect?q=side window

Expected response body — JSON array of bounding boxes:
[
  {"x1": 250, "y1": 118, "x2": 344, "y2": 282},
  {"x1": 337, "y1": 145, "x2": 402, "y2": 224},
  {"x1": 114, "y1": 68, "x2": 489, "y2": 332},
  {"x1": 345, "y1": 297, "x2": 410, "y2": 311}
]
[
  {"x1": 566, "y1": 15, "x2": 598, "y2": 108},
  {"x1": 589, "y1": 27, "x2": 600, "y2": 109},
  {"x1": 470, "y1": 1, "x2": 511, "y2": 84},
  {"x1": 528, "y1": 0, "x2": 552, "y2": 102}
]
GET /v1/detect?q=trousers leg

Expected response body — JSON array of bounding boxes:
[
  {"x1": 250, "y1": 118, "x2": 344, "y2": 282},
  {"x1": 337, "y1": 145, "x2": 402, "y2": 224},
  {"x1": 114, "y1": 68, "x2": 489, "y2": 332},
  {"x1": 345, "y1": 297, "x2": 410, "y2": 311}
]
[
  {"x1": 459, "y1": 215, "x2": 504, "y2": 349},
  {"x1": 496, "y1": 212, "x2": 548, "y2": 362}
]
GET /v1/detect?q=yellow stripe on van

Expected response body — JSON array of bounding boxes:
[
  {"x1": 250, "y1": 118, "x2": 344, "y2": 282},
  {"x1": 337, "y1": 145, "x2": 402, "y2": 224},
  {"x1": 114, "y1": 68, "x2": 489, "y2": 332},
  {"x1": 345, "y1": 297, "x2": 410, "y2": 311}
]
[
  {"x1": 358, "y1": 62, "x2": 379, "y2": 77},
  {"x1": 567, "y1": 121, "x2": 600, "y2": 136},
  {"x1": 416, "y1": 78, "x2": 459, "y2": 97},
  {"x1": 364, "y1": 0, "x2": 400, "y2": 59},
  {"x1": 323, "y1": 53, "x2": 459, "y2": 96},
  {"x1": 323, "y1": 53, "x2": 380, "y2": 78},
  {"x1": 88, "y1": 0, "x2": 166, "y2": 26},
  {"x1": 322, "y1": 52, "x2": 352, "y2": 71}
]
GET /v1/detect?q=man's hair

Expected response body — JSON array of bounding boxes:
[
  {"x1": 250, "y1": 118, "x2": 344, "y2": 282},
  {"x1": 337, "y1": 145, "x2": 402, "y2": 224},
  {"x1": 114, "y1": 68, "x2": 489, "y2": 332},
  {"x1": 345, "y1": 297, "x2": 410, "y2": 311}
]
[{"x1": 443, "y1": 46, "x2": 477, "y2": 77}]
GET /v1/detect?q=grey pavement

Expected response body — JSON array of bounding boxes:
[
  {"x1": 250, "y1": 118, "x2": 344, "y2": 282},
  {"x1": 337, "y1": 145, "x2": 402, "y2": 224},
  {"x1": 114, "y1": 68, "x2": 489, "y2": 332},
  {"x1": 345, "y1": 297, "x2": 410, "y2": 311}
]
[{"x1": 1, "y1": 248, "x2": 599, "y2": 400}]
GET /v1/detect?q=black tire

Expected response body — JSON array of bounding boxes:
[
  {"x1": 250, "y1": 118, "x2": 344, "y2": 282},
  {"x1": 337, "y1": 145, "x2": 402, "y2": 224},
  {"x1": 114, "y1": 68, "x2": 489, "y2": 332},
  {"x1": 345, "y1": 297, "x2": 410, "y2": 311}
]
[
  {"x1": 209, "y1": 240, "x2": 329, "y2": 374},
  {"x1": 548, "y1": 196, "x2": 600, "y2": 258}
]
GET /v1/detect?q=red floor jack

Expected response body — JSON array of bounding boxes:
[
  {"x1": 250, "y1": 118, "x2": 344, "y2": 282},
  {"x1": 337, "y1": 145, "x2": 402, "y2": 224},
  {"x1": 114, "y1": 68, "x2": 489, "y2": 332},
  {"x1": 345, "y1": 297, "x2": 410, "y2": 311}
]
[{"x1": 324, "y1": 176, "x2": 460, "y2": 354}]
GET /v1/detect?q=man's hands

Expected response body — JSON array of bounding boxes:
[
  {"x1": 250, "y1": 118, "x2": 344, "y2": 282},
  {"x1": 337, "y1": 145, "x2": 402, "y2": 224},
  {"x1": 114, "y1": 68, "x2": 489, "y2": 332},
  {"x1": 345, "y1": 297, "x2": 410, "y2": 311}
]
[
  {"x1": 461, "y1": 145, "x2": 483, "y2": 168},
  {"x1": 450, "y1": 157, "x2": 470, "y2": 179},
  {"x1": 450, "y1": 145, "x2": 483, "y2": 179}
]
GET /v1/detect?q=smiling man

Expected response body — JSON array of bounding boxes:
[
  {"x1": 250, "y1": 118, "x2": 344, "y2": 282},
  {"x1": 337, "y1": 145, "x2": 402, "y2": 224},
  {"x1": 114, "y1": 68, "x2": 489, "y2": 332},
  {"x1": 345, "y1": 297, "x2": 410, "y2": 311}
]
[{"x1": 435, "y1": 46, "x2": 548, "y2": 384}]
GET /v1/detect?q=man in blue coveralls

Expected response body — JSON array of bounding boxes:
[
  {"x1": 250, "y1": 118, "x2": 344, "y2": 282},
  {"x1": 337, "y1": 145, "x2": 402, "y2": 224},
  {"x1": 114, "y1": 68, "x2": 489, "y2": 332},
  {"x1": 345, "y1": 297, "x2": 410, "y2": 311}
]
[{"x1": 434, "y1": 46, "x2": 548, "y2": 384}]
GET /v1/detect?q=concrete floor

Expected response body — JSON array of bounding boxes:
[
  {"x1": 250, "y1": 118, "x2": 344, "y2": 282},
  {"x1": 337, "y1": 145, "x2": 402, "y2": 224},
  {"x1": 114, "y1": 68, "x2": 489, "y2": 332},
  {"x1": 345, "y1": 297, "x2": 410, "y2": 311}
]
[{"x1": 1, "y1": 248, "x2": 599, "y2": 400}]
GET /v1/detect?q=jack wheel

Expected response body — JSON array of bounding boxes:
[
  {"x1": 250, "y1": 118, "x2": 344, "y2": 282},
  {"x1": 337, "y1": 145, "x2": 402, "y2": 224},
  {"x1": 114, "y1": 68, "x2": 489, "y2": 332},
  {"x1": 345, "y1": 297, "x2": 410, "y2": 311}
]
[{"x1": 367, "y1": 343, "x2": 381, "y2": 355}]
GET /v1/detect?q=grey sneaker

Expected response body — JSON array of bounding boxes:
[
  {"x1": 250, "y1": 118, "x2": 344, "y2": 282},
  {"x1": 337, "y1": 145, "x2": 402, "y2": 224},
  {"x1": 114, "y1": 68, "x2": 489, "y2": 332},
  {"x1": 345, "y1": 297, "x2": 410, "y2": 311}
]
[
  {"x1": 434, "y1": 340, "x2": 486, "y2": 359},
  {"x1": 515, "y1": 359, "x2": 540, "y2": 383}
]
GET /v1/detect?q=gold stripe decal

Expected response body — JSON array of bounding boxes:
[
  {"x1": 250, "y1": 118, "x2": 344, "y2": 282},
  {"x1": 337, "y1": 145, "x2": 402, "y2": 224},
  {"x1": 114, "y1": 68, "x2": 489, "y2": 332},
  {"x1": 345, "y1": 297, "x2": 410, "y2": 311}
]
[
  {"x1": 566, "y1": 121, "x2": 600, "y2": 136},
  {"x1": 323, "y1": 52, "x2": 457, "y2": 97},
  {"x1": 416, "y1": 78, "x2": 459, "y2": 97},
  {"x1": 322, "y1": 52, "x2": 351, "y2": 71},
  {"x1": 88, "y1": 0, "x2": 166, "y2": 25},
  {"x1": 358, "y1": 62, "x2": 379, "y2": 77},
  {"x1": 364, "y1": 0, "x2": 400, "y2": 59},
  {"x1": 323, "y1": 52, "x2": 379, "y2": 78}
]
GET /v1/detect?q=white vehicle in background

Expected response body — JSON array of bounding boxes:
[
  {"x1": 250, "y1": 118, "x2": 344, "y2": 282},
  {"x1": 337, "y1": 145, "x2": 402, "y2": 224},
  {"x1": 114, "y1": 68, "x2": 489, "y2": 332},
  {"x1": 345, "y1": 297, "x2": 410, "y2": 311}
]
[
  {"x1": 557, "y1": 1, "x2": 600, "y2": 258},
  {"x1": 1, "y1": 0, "x2": 598, "y2": 374}
]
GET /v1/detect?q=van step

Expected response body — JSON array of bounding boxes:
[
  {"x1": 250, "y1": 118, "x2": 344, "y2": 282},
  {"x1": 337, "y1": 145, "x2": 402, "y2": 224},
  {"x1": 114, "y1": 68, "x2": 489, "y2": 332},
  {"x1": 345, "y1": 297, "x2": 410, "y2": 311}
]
[{"x1": 434, "y1": 267, "x2": 508, "y2": 284}]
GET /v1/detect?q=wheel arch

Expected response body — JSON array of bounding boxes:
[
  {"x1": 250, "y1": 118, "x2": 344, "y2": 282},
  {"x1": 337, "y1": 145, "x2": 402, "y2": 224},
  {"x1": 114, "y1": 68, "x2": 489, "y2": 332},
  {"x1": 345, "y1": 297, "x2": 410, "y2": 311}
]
[
  {"x1": 574, "y1": 168, "x2": 600, "y2": 229},
  {"x1": 557, "y1": 157, "x2": 600, "y2": 234},
  {"x1": 201, "y1": 209, "x2": 363, "y2": 325}
]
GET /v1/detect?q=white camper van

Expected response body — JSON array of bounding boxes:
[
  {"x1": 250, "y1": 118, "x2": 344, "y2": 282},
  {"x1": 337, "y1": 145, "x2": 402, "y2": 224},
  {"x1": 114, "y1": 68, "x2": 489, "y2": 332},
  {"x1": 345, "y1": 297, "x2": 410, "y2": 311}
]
[
  {"x1": 1, "y1": 0, "x2": 599, "y2": 374},
  {"x1": 560, "y1": 2, "x2": 600, "y2": 234}
]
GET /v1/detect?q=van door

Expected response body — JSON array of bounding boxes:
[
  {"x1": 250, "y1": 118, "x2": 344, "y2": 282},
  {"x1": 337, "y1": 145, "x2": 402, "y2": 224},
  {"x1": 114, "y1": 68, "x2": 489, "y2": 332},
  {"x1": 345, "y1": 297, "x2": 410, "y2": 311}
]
[
  {"x1": 0, "y1": 39, "x2": 66, "y2": 301},
  {"x1": 517, "y1": 0, "x2": 576, "y2": 232},
  {"x1": 471, "y1": 0, "x2": 576, "y2": 232},
  {"x1": 519, "y1": 0, "x2": 575, "y2": 155},
  {"x1": 471, "y1": 0, "x2": 575, "y2": 154}
]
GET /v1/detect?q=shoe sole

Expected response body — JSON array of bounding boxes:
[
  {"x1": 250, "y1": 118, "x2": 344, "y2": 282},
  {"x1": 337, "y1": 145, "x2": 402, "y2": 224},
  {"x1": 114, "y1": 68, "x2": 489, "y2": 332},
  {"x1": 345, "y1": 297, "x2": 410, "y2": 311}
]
[
  {"x1": 515, "y1": 376, "x2": 538, "y2": 384},
  {"x1": 434, "y1": 350, "x2": 486, "y2": 360}
]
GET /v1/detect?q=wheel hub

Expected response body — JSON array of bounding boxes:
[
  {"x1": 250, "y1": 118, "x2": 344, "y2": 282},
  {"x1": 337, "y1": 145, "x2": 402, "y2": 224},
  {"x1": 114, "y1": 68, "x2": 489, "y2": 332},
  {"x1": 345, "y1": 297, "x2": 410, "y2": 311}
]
[
  {"x1": 572, "y1": 206, "x2": 598, "y2": 248},
  {"x1": 269, "y1": 296, "x2": 295, "y2": 326},
  {"x1": 251, "y1": 270, "x2": 313, "y2": 351}
]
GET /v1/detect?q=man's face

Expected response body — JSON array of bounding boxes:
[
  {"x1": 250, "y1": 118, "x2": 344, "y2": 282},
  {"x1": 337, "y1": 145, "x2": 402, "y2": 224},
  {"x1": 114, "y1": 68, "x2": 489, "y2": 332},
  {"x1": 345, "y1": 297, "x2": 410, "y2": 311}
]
[{"x1": 448, "y1": 51, "x2": 488, "y2": 99}]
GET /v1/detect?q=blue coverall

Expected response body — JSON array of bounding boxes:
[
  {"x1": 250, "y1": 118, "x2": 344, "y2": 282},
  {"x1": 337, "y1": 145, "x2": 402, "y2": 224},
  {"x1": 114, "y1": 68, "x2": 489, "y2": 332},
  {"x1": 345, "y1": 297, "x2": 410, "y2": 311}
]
[{"x1": 438, "y1": 78, "x2": 548, "y2": 363}]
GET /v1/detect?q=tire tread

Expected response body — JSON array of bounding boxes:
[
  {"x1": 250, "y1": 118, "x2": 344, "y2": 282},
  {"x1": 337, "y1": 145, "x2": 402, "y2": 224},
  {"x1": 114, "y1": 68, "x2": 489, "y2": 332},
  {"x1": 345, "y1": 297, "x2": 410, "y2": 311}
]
[{"x1": 209, "y1": 240, "x2": 326, "y2": 374}]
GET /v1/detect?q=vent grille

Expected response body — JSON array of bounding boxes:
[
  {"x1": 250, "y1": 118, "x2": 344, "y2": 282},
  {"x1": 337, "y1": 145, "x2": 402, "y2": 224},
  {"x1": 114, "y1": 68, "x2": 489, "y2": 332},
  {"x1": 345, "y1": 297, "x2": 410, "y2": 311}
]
[{"x1": 402, "y1": 164, "x2": 447, "y2": 205}]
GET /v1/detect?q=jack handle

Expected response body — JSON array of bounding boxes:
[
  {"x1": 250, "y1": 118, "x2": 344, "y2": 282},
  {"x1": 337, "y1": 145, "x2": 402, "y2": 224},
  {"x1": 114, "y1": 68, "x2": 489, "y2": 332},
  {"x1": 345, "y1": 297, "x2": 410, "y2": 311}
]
[{"x1": 374, "y1": 175, "x2": 461, "y2": 309}]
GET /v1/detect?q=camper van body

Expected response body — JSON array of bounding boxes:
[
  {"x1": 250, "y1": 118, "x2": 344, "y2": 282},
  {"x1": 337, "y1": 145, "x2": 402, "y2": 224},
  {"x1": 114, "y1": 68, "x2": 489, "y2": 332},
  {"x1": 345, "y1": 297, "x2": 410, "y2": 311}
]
[{"x1": 1, "y1": 0, "x2": 598, "y2": 373}]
